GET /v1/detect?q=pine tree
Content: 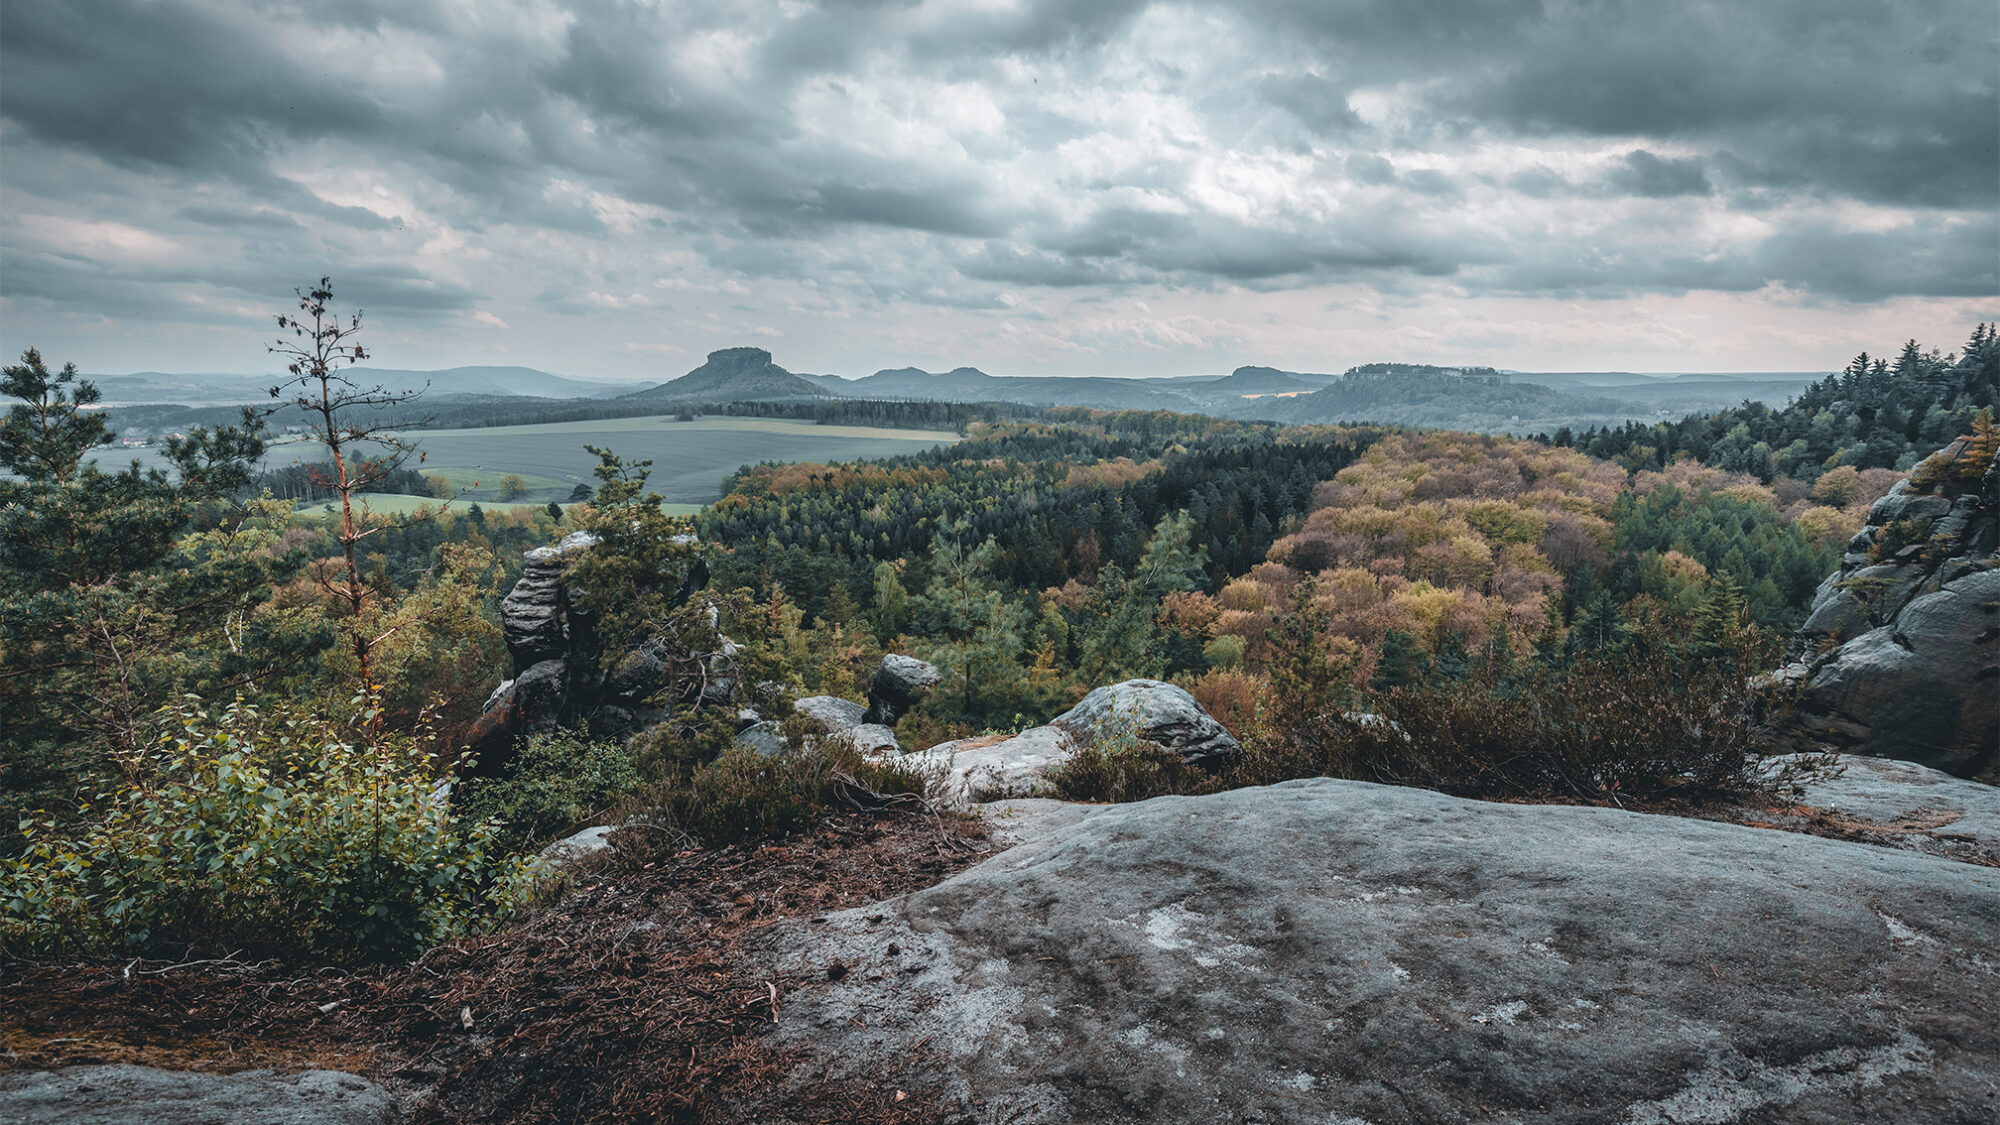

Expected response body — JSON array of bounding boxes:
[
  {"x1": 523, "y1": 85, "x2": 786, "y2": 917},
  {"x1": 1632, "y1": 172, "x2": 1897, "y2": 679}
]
[
  {"x1": 1076, "y1": 512, "x2": 1208, "y2": 684},
  {"x1": 1690, "y1": 574, "x2": 1746, "y2": 661},
  {"x1": 1370, "y1": 629, "x2": 1428, "y2": 692},
  {"x1": 868, "y1": 560, "x2": 911, "y2": 644},
  {"x1": 913, "y1": 532, "x2": 1029, "y2": 723},
  {"x1": 2, "y1": 348, "x2": 288, "y2": 844},
  {"x1": 268, "y1": 279, "x2": 433, "y2": 696}
]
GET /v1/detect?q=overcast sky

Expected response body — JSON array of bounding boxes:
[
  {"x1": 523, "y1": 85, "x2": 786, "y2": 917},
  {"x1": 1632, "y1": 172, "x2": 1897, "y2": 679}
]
[{"x1": 2, "y1": 0, "x2": 1994, "y2": 382}]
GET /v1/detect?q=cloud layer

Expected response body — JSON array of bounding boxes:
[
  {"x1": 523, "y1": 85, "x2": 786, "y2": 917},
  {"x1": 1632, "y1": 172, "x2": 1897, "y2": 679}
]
[{"x1": 2, "y1": 0, "x2": 1994, "y2": 376}]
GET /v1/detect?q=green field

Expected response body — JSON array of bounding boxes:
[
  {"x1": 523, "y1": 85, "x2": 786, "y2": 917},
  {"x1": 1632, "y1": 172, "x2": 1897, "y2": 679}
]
[{"x1": 88, "y1": 417, "x2": 958, "y2": 505}]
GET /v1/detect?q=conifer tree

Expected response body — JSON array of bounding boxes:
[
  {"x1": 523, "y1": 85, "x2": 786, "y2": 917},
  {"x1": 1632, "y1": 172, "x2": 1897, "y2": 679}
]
[
  {"x1": 1690, "y1": 574, "x2": 1746, "y2": 661},
  {"x1": 2, "y1": 348, "x2": 287, "y2": 843},
  {"x1": 1370, "y1": 629, "x2": 1427, "y2": 693},
  {"x1": 913, "y1": 532, "x2": 1029, "y2": 722}
]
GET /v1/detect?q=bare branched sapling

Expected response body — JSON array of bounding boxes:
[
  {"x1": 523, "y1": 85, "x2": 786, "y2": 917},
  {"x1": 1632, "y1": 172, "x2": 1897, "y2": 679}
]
[{"x1": 267, "y1": 277, "x2": 440, "y2": 695}]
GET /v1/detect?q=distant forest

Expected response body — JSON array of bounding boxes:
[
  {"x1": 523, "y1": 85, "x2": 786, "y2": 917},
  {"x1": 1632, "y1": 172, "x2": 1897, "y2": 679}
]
[{"x1": 1542, "y1": 327, "x2": 2000, "y2": 481}]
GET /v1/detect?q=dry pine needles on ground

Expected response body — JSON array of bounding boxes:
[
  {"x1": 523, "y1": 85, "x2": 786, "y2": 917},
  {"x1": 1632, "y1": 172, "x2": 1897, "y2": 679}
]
[{"x1": 2, "y1": 808, "x2": 991, "y2": 1124}]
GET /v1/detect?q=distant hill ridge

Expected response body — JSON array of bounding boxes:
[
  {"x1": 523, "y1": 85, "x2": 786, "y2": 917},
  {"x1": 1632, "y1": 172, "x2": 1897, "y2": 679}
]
[
  {"x1": 1346, "y1": 362, "x2": 1509, "y2": 384},
  {"x1": 85, "y1": 365, "x2": 628, "y2": 404}
]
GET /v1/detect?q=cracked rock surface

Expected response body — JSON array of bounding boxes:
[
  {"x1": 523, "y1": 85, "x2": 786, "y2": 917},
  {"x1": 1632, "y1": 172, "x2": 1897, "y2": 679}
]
[
  {"x1": 758, "y1": 779, "x2": 2000, "y2": 1124},
  {"x1": 0, "y1": 1065, "x2": 402, "y2": 1125}
]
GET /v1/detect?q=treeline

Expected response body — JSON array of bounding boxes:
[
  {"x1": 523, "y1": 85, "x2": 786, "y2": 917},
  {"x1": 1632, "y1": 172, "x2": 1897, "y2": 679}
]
[
  {"x1": 701, "y1": 398, "x2": 1038, "y2": 429},
  {"x1": 697, "y1": 411, "x2": 1380, "y2": 627},
  {"x1": 99, "y1": 394, "x2": 1027, "y2": 440},
  {"x1": 251, "y1": 458, "x2": 433, "y2": 501},
  {"x1": 1542, "y1": 326, "x2": 2000, "y2": 480},
  {"x1": 1268, "y1": 370, "x2": 1633, "y2": 433}
]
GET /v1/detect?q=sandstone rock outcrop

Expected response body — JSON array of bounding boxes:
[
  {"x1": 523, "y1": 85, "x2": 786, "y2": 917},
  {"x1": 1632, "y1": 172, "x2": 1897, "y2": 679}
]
[
  {"x1": 904, "y1": 680, "x2": 1242, "y2": 802},
  {"x1": 469, "y1": 531, "x2": 712, "y2": 774},
  {"x1": 1767, "y1": 753, "x2": 2000, "y2": 864},
  {"x1": 862, "y1": 654, "x2": 940, "y2": 726},
  {"x1": 761, "y1": 778, "x2": 2000, "y2": 1124},
  {"x1": 1767, "y1": 438, "x2": 1999, "y2": 781},
  {"x1": 794, "y1": 695, "x2": 866, "y2": 734}
]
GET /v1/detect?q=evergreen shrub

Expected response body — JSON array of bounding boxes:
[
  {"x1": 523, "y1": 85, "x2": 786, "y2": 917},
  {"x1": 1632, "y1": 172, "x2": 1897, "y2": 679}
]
[{"x1": 457, "y1": 730, "x2": 644, "y2": 856}]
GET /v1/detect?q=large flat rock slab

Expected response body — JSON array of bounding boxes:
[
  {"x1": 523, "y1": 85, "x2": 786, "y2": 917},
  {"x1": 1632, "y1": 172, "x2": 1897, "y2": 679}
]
[
  {"x1": 0, "y1": 1065, "x2": 400, "y2": 1124},
  {"x1": 1768, "y1": 753, "x2": 2000, "y2": 864},
  {"x1": 764, "y1": 779, "x2": 2000, "y2": 1124}
]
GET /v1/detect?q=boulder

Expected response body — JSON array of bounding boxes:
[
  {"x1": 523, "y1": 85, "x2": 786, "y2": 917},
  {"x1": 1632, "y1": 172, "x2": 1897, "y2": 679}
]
[
  {"x1": 794, "y1": 695, "x2": 867, "y2": 735},
  {"x1": 973, "y1": 796, "x2": 1103, "y2": 849},
  {"x1": 535, "y1": 823, "x2": 621, "y2": 867},
  {"x1": 846, "y1": 722, "x2": 900, "y2": 756},
  {"x1": 509, "y1": 659, "x2": 570, "y2": 737},
  {"x1": 914, "y1": 726, "x2": 1075, "y2": 802},
  {"x1": 760, "y1": 779, "x2": 2000, "y2": 1124},
  {"x1": 863, "y1": 654, "x2": 940, "y2": 726},
  {"x1": 464, "y1": 659, "x2": 569, "y2": 775},
  {"x1": 1049, "y1": 679, "x2": 1240, "y2": 768},
  {"x1": 1767, "y1": 439, "x2": 1999, "y2": 781},
  {"x1": 737, "y1": 721, "x2": 788, "y2": 757},
  {"x1": 0, "y1": 1065, "x2": 400, "y2": 1124}
]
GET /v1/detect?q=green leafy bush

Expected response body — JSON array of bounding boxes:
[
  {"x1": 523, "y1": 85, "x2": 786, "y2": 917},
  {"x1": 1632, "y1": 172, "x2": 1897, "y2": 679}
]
[
  {"x1": 1, "y1": 701, "x2": 524, "y2": 963},
  {"x1": 457, "y1": 730, "x2": 644, "y2": 855}
]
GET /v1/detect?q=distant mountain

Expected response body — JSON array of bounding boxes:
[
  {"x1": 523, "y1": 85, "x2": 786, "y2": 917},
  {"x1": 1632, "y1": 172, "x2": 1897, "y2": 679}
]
[
  {"x1": 838, "y1": 366, "x2": 1197, "y2": 410},
  {"x1": 1514, "y1": 371, "x2": 1825, "y2": 414},
  {"x1": 86, "y1": 365, "x2": 631, "y2": 405},
  {"x1": 792, "y1": 372, "x2": 857, "y2": 392},
  {"x1": 623, "y1": 347, "x2": 833, "y2": 403},
  {"x1": 1197, "y1": 366, "x2": 1322, "y2": 396},
  {"x1": 346, "y1": 366, "x2": 631, "y2": 399}
]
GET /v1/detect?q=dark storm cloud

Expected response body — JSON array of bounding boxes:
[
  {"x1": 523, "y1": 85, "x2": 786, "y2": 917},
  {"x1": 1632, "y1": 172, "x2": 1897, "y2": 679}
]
[
  {"x1": 0, "y1": 1, "x2": 385, "y2": 178},
  {"x1": 1483, "y1": 214, "x2": 1997, "y2": 302},
  {"x1": 1752, "y1": 216, "x2": 2000, "y2": 302},
  {"x1": 1420, "y1": 0, "x2": 1998, "y2": 210},
  {"x1": 960, "y1": 245, "x2": 1140, "y2": 288},
  {"x1": 808, "y1": 183, "x2": 1004, "y2": 237},
  {"x1": 331, "y1": 268, "x2": 481, "y2": 314},
  {"x1": 0, "y1": 0, "x2": 1991, "y2": 329},
  {"x1": 1255, "y1": 74, "x2": 1364, "y2": 135},
  {"x1": 1609, "y1": 151, "x2": 1712, "y2": 199},
  {"x1": 177, "y1": 206, "x2": 305, "y2": 232}
]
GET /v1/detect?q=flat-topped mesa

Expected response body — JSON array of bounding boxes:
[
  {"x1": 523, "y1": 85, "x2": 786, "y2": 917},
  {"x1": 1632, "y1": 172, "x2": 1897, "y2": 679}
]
[
  {"x1": 622, "y1": 346, "x2": 831, "y2": 403},
  {"x1": 1763, "y1": 434, "x2": 2000, "y2": 781}
]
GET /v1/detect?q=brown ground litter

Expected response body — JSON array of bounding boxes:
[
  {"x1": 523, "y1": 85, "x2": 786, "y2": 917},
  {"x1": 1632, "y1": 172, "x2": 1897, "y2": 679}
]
[{"x1": 2, "y1": 808, "x2": 995, "y2": 1124}]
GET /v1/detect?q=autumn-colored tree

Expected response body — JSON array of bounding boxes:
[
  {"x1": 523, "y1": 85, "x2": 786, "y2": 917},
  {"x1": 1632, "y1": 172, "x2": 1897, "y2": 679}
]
[{"x1": 1955, "y1": 407, "x2": 1997, "y2": 483}]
